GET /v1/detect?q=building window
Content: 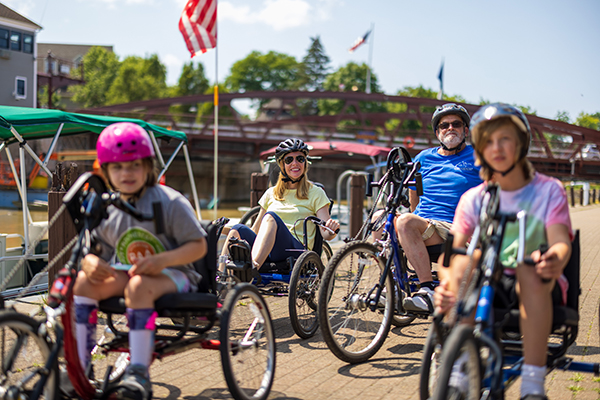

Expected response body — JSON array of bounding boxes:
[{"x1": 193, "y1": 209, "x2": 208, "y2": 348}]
[
  {"x1": 0, "y1": 28, "x2": 8, "y2": 49},
  {"x1": 10, "y1": 31, "x2": 21, "y2": 51},
  {"x1": 23, "y1": 34, "x2": 33, "y2": 54},
  {"x1": 15, "y1": 77, "x2": 26, "y2": 100}
]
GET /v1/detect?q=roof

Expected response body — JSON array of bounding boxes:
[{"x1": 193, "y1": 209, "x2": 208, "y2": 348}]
[
  {"x1": 0, "y1": 3, "x2": 42, "y2": 30},
  {"x1": 0, "y1": 106, "x2": 186, "y2": 143}
]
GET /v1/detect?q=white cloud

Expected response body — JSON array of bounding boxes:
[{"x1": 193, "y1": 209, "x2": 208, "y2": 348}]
[{"x1": 220, "y1": 0, "x2": 313, "y2": 31}]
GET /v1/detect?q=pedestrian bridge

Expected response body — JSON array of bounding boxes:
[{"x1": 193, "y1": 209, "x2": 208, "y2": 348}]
[{"x1": 83, "y1": 91, "x2": 600, "y2": 180}]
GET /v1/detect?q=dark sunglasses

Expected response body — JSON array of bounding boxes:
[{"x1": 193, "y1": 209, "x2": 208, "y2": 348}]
[
  {"x1": 283, "y1": 155, "x2": 306, "y2": 165},
  {"x1": 438, "y1": 121, "x2": 465, "y2": 130}
]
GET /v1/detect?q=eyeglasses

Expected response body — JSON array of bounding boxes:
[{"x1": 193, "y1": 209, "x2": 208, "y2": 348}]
[
  {"x1": 284, "y1": 155, "x2": 306, "y2": 165},
  {"x1": 438, "y1": 121, "x2": 465, "y2": 130}
]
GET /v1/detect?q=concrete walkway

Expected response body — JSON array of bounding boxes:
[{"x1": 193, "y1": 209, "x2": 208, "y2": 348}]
[{"x1": 6, "y1": 205, "x2": 600, "y2": 399}]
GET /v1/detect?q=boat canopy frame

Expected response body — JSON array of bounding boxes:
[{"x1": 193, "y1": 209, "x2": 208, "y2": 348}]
[{"x1": 0, "y1": 106, "x2": 203, "y2": 258}]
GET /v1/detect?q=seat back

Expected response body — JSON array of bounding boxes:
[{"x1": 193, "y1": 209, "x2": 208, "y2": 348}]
[
  {"x1": 563, "y1": 229, "x2": 580, "y2": 311},
  {"x1": 194, "y1": 221, "x2": 218, "y2": 293}
]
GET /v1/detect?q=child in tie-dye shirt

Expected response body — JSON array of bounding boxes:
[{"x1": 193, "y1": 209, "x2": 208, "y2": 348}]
[{"x1": 434, "y1": 104, "x2": 572, "y2": 400}]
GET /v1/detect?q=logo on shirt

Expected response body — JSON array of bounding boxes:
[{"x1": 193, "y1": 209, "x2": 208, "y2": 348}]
[
  {"x1": 455, "y1": 161, "x2": 476, "y2": 171},
  {"x1": 116, "y1": 227, "x2": 165, "y2": 264}
]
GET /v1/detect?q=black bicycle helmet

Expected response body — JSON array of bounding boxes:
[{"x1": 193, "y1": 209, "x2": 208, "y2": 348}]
[
  {"x1": 431, "y1": 103, "x2": 471, "y2": 133},
  {"x1": 470, "y1": 103, "x2": 531, "y2": 176},
  {"x1": 275, "y1": 138, "x2": 310, "y2": 161}
]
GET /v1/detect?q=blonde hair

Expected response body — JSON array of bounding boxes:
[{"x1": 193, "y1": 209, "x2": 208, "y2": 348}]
[
  {"x1": 473, "y1": 118, "x2": 534, "y2": 181},
  {"x1": 273, "y1": 159, "x2": 311, "y2": 200}
]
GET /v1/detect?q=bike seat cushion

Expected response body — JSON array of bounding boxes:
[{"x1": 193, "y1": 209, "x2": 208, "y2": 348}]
[{"x1": 99, "y1": 292, "x2": 218, "y2": 318}]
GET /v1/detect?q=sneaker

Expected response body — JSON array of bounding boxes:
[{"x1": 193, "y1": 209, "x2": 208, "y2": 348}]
[
  {"x1": 117, "y1": 364, "x2": 152, "y2": 400},
  {"x1": 402, "y1": 287, "x2": 434, "y2": 313}
]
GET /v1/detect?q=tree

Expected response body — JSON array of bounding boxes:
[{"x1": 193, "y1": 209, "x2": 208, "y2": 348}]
[
  {"x1": 70, "y1": 46, "x2": 120, "y2": 108},
  {"x1": 576, "y1": 112, "x2": 600, "y2": 130},
  {"x1": 225, "y1": 50, "x2": 302, "y2": 93},
  {"x1": 299, "y1": 36, "x2": 330, "y2": 91},
  {"x1": 556, "y1": 110, "x2": 570, "y2": 123},
  {"x1": 170, "y1": 61, "x2": 210, "y2": 116},
  {"x1": 106, "y1": 54, "x2": 168, "y2": 105}
]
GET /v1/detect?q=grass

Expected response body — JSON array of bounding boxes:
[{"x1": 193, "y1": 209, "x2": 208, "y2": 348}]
[
  {"x1": 570, "y1": 373, "x2": 585, "y2": 383},
  {"x1": 568, "y1": 384, "x2": 584, "y2": 394}
]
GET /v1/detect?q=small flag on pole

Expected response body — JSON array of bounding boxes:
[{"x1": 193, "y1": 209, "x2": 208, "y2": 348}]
[
  {"x1": 348, "y1": 30, "x2": 371, "y2": 53},
  {"x1": 179, "y1": 0, "x2": 217, "y2": 58},
  {"x1": 437, "y1": 60, "x2": 444, "y2": 100}
]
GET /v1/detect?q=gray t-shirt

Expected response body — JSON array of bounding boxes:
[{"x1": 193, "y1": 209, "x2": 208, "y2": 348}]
[{"x1": 92, "y1": 185, "x2": 206, "y2": 290}]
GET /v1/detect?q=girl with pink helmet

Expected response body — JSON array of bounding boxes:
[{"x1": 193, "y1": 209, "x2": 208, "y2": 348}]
[{"x1": 73, "y1": 122, "x2": 207, "y2": 400}]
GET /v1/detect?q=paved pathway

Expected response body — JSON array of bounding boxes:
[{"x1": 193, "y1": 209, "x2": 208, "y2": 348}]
[{"x1": 8, "y1": 205, "x2": 600, "y2": 399}]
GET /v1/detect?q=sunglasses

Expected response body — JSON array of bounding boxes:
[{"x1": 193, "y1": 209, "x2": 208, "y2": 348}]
[
  {"x1": 283, "y1": 155, "x2": 306, "y2": 165},
  {"x1": 438, "y1": 121, "x2": 465, "y2": 130}
]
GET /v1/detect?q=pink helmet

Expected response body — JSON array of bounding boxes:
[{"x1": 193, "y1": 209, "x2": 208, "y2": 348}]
[{"x1": 96, "y1": 122, "x2": 155, "y2": 165}]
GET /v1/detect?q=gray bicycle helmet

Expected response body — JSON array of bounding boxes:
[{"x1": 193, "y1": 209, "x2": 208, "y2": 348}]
[
  {"x1": 431, "y1": 103, "x2": 471, "y2": 133},
  {"x1": 470, "y1": 103, "x2": 531, "y2": 176},
  {"x1": 275, "y1": 138, "x2": 310, "y2": 161}
]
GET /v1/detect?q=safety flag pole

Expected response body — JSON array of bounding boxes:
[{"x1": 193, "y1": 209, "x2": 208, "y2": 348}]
[
  {"x1": 366, "y1": 23, "x2": 374, "y2": 94},
  {"x1": 213, "y1": 30, "x2": 219, "y2": 220}
]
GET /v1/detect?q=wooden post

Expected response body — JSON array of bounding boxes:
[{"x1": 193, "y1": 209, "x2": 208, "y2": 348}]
[
  {"x1": 47, "y1": 163, "x2": 79, "y2": 287},
  {"x1": 580, "y1": 187, "x2": 584, "y2": 206},
  {"x1": 570, "y1": 186, "x2": 575, "y2": 207},
  {"x1": 250, "y1": 173, "x2": 269, "y2": 207},
  {"x1": 593, "y1": 189, "x2": 596, "y2": 204},
  {"x1": 349, "y1": 174, "x2": 365, "y2": 239}
]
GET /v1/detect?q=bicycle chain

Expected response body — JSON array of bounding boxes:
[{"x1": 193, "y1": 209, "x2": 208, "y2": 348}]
[{"x1": 0, "y1": 202, "x2": 77, "y2": 300}]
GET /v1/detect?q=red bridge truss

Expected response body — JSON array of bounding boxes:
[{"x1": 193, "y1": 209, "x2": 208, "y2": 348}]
[{"x1": 83, "y1": 91, "x2": 600, "y2": 180}]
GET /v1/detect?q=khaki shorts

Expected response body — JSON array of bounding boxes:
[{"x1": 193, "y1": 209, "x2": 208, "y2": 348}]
[{"x1": 421, "y1": 219, "x2": 452, "y2": 241}]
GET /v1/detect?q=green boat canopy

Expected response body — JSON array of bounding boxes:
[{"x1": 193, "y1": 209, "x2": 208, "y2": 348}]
[{"x1": 0, "y1": 105, "x2": 186, "y2": 143}]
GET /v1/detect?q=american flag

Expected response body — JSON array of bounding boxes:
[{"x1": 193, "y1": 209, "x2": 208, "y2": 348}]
[
  {"x1": 348, "y1": 30, "x2": 370, "y2": 53},
  {"x1": 179, "y1": 0, "x2": 217, "y2": 57}
]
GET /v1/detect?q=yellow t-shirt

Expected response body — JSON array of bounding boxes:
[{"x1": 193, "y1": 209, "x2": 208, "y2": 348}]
[{"x1": 259, "y1": 184, "x2": 331, "y2": 250}]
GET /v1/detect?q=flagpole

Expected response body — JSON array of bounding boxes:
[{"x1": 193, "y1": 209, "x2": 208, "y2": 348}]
[
  {"x1": 365, "y1": 23, "x2": 374, "y2": 94},
  {"x1": 213, "y1": 11, "x2": 219, "y2": 220}
]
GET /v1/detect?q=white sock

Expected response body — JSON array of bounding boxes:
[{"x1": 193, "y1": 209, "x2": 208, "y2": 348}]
[
  {"x1": 74, "y1": 295, "x2": 99, "y2": 370},
  {"x1": 521, "y1": 364, "x2": 546, "y2": 397},
  {"x1": 129, "y1": 330, "x2": 154, "y2": 367},
  {"x1": 449, "y1": 351, "x2": 469, "y2": 393}
]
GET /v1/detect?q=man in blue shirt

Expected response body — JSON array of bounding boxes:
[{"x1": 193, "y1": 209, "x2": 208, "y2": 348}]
[{"x1": 400, "y1": 103, "x2": 482, "y2": 314}]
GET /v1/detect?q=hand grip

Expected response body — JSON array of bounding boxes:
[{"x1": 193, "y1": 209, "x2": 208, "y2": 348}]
[
  {"x1": 442, "y1": 233, "x2": 454, "y2": 268},
  {"x1": 415, "y1": 172, "x2": 423, "y2": 197},
  {"x1": 524, "y1": 243, "x2": 551, "y2": 283}
]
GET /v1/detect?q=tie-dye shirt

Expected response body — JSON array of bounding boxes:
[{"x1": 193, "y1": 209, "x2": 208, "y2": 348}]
[{"x1": 452, "y1": 172, "x2": 572, "y2": 269}]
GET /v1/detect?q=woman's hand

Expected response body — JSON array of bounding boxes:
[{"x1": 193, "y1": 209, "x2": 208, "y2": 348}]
[
  {"x1": 81, "y1": 254, "x2": 117, "y2": 285},
  {"x1": 324, "y1": 218, "x2": 340, "y2": 238},
  {"x1": 316, "y1": 206, "x2": 339, "y2": 240}
]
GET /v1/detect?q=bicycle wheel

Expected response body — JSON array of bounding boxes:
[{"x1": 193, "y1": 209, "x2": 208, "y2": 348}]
[
  {"x1": 239, "y1": 206, "x2": 261, "y2": 227},
  {"x1": 288, "y1": 251, "x2": 324, "y2": 339},
  {"x1": 0, "y1": 311, "x2": 58, "y2": 400},
  {"x1": 391, "y1": 284, "x2": 417, "y2": 327},
  {"x1": 321, "y1": 242, "x2": 333, "y2": 266},
  {"x1": 433, "y1": 324, "x2": 482, "y2": 400},
  {"x1": 63, "y1": 293, "x2": 130, "y2": 400},
  {"x1": 419, "y1": 322, "x2": 445, "y2": 400},
  {"x1": 220, "y1": 284, "x2": 276, "y2": 400},
  {"x1": 318, "y1": 240, "x2": 394, "y2": 364}
]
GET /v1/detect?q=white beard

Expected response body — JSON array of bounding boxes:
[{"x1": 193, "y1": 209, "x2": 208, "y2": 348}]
[{"x1": 440, "y1": 131, "x2": 464, "y2": 149}]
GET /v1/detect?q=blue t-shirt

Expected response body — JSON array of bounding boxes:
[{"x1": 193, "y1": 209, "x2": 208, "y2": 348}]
[{"x1": 410, "y1": 145, "x2": 482, "y2": 223}]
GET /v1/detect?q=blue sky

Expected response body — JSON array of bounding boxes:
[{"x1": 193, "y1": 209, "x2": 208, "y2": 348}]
[{"x1": 7, "y1": 0, "x2": 600, "y2": 121}]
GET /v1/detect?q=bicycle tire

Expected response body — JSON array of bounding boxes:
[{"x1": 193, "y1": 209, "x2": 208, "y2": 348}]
[
  {"x1": 239, "y1": 206, "x2": 261, "y2": 227},
  {"x1": 321, "y1": 241, "x2": 333, "y2": 266},
  {"x1": 432, "y1": 324, "x2": 482, "y2": 400},
  {"x1": 318, "y1": 240, "x2": 394, "y2": 364},
  {"x1": 0, "y1": 311, "x2": 58, "y2": 400},
  {"x1": 288, "y1": 251, "x2": 324, "y2": 339},
  {"x1": 391, "y1": 251, "x2": 416, "y2": 327},
  {"x1": 220, "y1": 283, "x2": 276, "y2": 400},
  {"x1": 63, "y1": 291, "x2": 130, "y2": 400},
  {"x1": 419, "y1": 322, "x2": 445, "y2": 400}
]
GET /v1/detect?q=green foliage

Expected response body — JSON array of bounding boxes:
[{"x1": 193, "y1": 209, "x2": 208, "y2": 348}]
[
  {"x1": 106, "y1": 54, "x2": 168, "y2": 105},
  {"x1": 575, "y1": 112, "x2": 600, "y2": 130},
  {"x1": 225, "y1": 50, "x2": 302, "y2": 93},
  {"x1": 170, "y1": 61, "x2": 210, "y2": 116},
  {"x1": 299, "y1": 36, "x2": 331, "y2": 92},
  {"x1": 556, "y1": 110, "x2": 570, "y2": 123},
  {"x1": 514, "y1": 104, "x2": 537, "y2": 116},
  {"x1": 70, "y1": 46, "x2": 120, "y2": 108},
  {"x1": 37, "y1": 85, "x2": 63, "y2": 110},
  {"x1": 197, "y1": 84, "x2": 237, "y2": 123}
]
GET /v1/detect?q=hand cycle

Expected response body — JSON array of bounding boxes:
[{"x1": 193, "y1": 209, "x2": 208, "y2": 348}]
[
  {"x1": 427, "y1": 183, "x2": 589, "y2": 400},
  {"x1": 317, "y1": 146, "x2": 437, "y2": 364},
  {"x1": 220, "y1": 213, "x2": 339, "y2": 340},
  {"x1": 0, "y1": 172, "x2": 276, "y2": 400}
]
